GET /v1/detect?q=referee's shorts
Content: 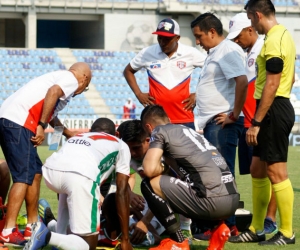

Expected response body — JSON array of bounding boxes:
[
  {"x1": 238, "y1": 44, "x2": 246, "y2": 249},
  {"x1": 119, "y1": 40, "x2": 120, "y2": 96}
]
[{"x1": 253, "y1": 97, "x2": 294, "y2": 162}]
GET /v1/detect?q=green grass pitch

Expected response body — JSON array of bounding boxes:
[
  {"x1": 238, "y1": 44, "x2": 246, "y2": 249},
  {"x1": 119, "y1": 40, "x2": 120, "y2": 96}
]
[{"x1": 1, "y1": 146, "x2": 299, "y2": 249}]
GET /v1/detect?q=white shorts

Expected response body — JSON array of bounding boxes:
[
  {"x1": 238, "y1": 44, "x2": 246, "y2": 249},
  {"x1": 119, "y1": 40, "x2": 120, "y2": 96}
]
[{"x1": 42, "y1": 166, "x2": 100, "y2": 235}]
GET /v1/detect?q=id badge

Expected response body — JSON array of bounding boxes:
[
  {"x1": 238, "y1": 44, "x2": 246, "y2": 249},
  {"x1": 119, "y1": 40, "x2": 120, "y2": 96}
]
[{"x1": 49, "y1": 126, "x2": 64, "y2": 151}]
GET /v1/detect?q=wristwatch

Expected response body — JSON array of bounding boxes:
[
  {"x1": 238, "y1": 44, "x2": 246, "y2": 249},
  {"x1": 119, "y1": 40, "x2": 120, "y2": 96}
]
[
  {"x1": 38, "y1": 121, "x2": 48, "y2": 129},
  {"x1": 251, "y1": 119, "x2": 261, "y2": 127},
  {"x1": 228, "y1": 112, "x2": 237, "y2": 122}
]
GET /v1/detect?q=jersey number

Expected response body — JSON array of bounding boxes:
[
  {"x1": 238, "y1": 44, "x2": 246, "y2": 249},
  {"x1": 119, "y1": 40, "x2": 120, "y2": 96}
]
[{"x1": 183, "y1": 128, "x2": 215, "y2": 152}]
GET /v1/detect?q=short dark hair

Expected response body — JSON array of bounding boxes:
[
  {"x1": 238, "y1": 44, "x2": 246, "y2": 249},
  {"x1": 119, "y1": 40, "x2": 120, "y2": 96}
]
[
  {"x1": 141, "y1": 105, "x2": 168, "y2": 125},
  {"x1": 191, "y1": 12, "x2": 223, "y2": 36},
  {"x1": 244, "y1": 0, "x2": 275, "y2": 16},
  {"x1": 121, "y1": 120, "x2": 148, "y2": 143},
  {"x1": 90, "y1": 118, "x2": 115, "y2": 135},
  {"x1": 116, "y1": 120, "x2": 132, "y2": 139}
]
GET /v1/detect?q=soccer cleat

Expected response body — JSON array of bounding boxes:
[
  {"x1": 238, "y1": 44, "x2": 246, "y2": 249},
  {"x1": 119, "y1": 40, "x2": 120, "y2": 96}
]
[
  {"x1": 149, "y1": 238, "x2": 189, "y2": 250},
  {"x1": 23, "y1": 227, "x2": 32, "y2": 240},
  {"x1": 23, "y1": 222, "x2": 50, "y2": 250},
  {"x1": 258, "y1": 231, "x2": 295, "y2": 245},
  {"x1": 0, "y1": 227, "x2": 27, "y2": 247},
  {"x1": 207, "y1": 222, "x2": 230, "y2": 250},
  {"x1": 263, "y1": 217, "x2": 278, "y2": 235},
  {"x1": 38, "y1": 199, "x2": 56, "y2": 226},
  {"x1": 181, "y1": 229, "x2": 193, "y2": 245},
  {"x1": 228, "y1": 229, "x2": 265, "y2": 243},
  {"x1": 193, "y1": 229, "x2": 211, "y2": 241},
  {"x1": 0, "y1": 243, "x2": 8, "y2": 250}
]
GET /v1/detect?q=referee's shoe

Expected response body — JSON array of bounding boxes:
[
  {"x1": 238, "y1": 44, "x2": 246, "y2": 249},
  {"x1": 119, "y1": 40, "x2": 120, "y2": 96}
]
[{"x1": 259, "y1": 231, "x2": 295, "y2": 245}]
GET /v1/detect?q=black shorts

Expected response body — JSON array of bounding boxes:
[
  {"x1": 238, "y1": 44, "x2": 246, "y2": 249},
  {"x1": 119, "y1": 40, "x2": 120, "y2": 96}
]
[
  {"x1": 253, "y1": 97, "x2": 294, "y2": 162},
  {"x1": 160, "y1": 175, "x2": 239, "y2": 220}
]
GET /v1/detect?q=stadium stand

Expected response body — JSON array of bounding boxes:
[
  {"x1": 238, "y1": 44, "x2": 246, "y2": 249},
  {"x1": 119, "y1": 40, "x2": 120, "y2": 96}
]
[
  {"x1": 0, "y1": 49, "x2": 96, "y2": 119},
  {"x1": 1, "y1": 48, "x2": 300, "y2": 123}
]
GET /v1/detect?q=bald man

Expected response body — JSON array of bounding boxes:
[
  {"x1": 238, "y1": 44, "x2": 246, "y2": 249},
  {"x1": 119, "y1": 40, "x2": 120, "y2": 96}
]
[{"x1": 0, "y1": 62, "x2": 92, "y2": 246}]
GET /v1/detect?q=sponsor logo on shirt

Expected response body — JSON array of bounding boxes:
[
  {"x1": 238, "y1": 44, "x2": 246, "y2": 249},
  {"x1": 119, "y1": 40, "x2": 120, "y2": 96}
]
[
  {"x1": 150, "y1": 64, "x2": 161, "y2": 69},
  {"x1": 177, "y1": 61, "x2": 186, "y2": 69},
  {"x1": 68, "y1": 138, "x2": 91, "y2": 146}
]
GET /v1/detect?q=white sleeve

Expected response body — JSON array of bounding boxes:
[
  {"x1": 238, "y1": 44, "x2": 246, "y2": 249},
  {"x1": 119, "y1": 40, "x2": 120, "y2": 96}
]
[
  {"x1": 218, "y1": 49, "x2": 246, "y2": 80},
  {"x1": 130, "y1": 48, "x2": 147, "y2": 71},
  {"x1": 115, "y1": 140, "x2": 131, "y2": 176}
]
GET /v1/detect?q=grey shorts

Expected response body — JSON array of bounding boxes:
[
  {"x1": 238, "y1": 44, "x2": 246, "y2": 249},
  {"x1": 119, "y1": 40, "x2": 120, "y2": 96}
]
[{"x1": 160, "y1": 175, "x2": 239, "y2": 220}]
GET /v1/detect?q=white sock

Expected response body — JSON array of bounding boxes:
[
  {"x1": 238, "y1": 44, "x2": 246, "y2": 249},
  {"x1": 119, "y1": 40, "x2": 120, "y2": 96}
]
[
  {"x1": 2, "y1": 228, "x2": 13, "y2": 236},
  {"x1": 49, "y1": 232, "x2": 89, "y2": 250},
  {"x1": 47, "y1": 220, "x2": 57, "y2": 233},
  {"x1": 179, "y1": 215, "x2": 191, "y2": 231},
  {"x1": 26, "y1": 223, "x2": 32, "y2": 229}
]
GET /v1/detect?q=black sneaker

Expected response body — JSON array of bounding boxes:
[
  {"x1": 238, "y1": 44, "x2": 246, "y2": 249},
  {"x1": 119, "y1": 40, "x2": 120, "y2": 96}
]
[
  {"x1": 259, "y1": 231, "x2": 295, "y2": 245},
  {"x1": 228, "y1": 229, "x2": 265, "y2": 243}
]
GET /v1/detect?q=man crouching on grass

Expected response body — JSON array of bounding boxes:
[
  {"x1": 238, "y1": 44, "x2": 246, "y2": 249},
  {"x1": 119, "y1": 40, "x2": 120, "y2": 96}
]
[
  {"x1": 140, "y1": 105, "x2": 240, "y2": 250},
  {"x1": 23, "y1": 118, "x2": 133, "y2": 250}
]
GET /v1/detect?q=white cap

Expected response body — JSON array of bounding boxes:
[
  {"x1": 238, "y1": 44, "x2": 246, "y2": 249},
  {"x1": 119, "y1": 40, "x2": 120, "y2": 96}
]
[{"x1": 227, "y1": 13, "x2": 251, "y2": 40}]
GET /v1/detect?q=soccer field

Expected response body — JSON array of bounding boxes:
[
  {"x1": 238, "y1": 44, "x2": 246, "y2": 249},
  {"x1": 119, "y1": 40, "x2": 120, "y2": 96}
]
[{"x1": 1, "y1": 146, "x2": 299, "y2": 250}]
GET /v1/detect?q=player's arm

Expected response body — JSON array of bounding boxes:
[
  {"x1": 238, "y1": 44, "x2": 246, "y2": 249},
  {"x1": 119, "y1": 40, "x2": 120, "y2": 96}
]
[
  {"x1": 142, "y1": 147, "x2": 164, "y2": 178},
  {"x1": 128, "y1": 173, "x2": 136, "y2": 190},
  {"x1": 130, "y1": 208, "x2": 161, "y2": 245},
  {"x1": 221, "y1": 74, "x2": 248, "y2": 127},
  {"x1": 31, "y1": 85, "x2": 65, "y2": 146},
  {"x1": 115, "y1": 172, "x2": 132, "y2": 250},
  {"x1": 123, "y1": 63, "x2": 154, "y2": 106}
]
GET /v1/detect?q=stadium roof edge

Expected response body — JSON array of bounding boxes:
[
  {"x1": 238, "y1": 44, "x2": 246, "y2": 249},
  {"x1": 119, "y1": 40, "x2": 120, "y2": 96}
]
[{"x1": 0, "y1": 0, "x2": 299, "y2": 16}]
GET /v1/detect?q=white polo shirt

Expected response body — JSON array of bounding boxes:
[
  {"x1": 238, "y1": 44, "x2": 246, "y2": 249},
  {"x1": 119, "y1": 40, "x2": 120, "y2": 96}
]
[
  {"x1": 44, "y1": 132, "x2": 131, "y2": 185},
  {"x1": 0, "y1": 71, "x2": 78, "y2": 133},
  {"x1": 130, "y1": 42, "x2": 206, "y2": 124},
  {"x1": 196, "y1": 39, "x2": 246, "y2": 129}
]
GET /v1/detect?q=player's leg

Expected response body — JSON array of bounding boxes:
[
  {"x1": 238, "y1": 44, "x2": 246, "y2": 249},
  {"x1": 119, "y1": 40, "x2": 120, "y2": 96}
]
[
  {"x1": 65, "y1": 172, "x2": 100, "y2": 249},
  {"x1": 0, "y1": 159, "x2": 10, "y2": 204},
  {"x1": 56, "y1": 193, "x2": 69, "y2": 234},
  {"x1": 238, "y1": 127, "x2": 252, "y2": 175},
  {"x1": 259, "y1": 98, "x2": 295, "y2": 245},
  {"x1": 43, "y1": 166, "x2": 69, "y2": 234},
  {"x1": 141, "y1": 177, "x2": 187, "y2": 249},
  {"x1": 25, "y1": 152, "x2": 43, "y2": 226},
  {"x1": 23, "y1": 221, "x2": 90, "y2": 250},
  {"x1": 264, "y1": 191, "x2": 278, "y2": 234},
  {"x1": 101, "y1": 193, "x2": 121, "y2": 240},
  {"x1": 0, "y1": 120, "x2": 36, "y2": 246},
  {"x1": 25, "y1": 174, "x2": 42, "y2": 225}
]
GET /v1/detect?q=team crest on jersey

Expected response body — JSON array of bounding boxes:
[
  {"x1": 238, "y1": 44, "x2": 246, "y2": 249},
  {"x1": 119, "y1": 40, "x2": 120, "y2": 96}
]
[
  {"x1": 177, "y1": 61, "x2": 186, "y2": 69},
  {"x1": 150, "y1": 64, "x2": 161, "y2": 69},
  {"x1": 229, "y1": 20, "x2": 234, "y2": 29},
  {"x1": 248, "y1": 58, "x2": 255, "y2": 67}
]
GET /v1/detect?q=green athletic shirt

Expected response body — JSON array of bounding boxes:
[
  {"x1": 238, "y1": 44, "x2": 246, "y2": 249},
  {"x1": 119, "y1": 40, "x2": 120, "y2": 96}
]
[{"x1": 255, "y1": 24, "x2": 296, "y2": 99}]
